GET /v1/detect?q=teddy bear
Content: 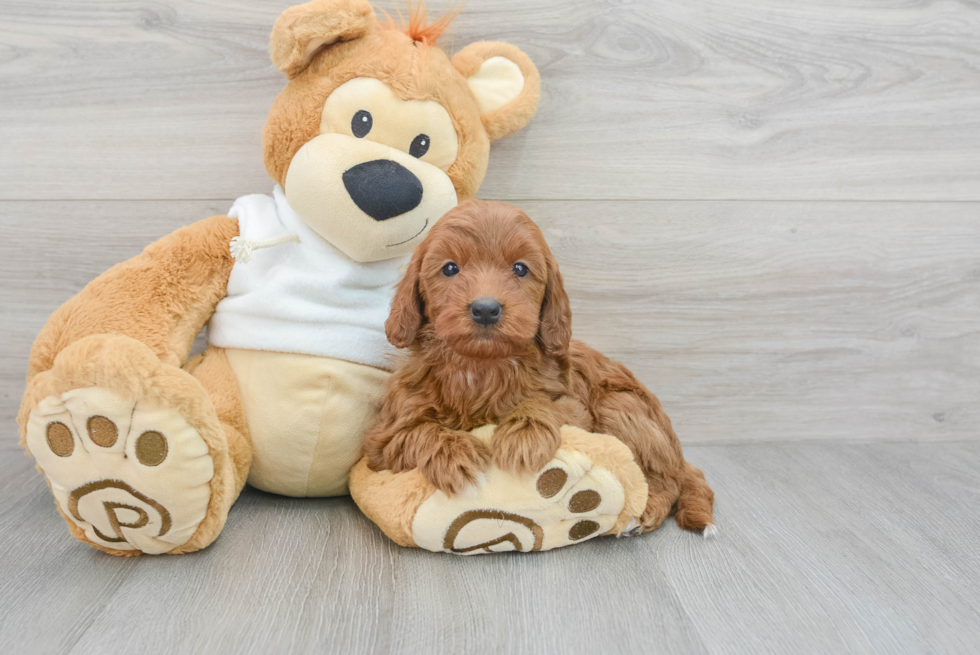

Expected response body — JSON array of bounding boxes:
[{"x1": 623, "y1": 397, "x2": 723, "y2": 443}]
[
  {"x1": 18, "y1": 0, "x2": 653, "y2": 557},
  {"x1": 16, "y1": 0, "x2": 543, "y2": 555}
]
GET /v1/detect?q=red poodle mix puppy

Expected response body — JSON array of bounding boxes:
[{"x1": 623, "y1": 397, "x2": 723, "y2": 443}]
[{"x1": 364, "y1": 200, "x2": 715, "y2": 534}]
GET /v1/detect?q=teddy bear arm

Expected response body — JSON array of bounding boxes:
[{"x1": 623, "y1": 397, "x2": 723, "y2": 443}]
[{"x1": 27, "y1": 215, "x2": 239, "y2": 382}]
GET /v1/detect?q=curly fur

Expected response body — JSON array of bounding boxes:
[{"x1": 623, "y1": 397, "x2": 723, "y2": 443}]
[{"x1": 364, "y1": 200, "x2": 715, "y2": 533}]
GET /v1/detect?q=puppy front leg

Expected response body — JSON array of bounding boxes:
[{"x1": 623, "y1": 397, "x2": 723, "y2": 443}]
[
  {"x1": 418, "y1": 425, "x2": 493, "y2": 495},
  {"x1": 365, "y1": 422, "x2": 490, "y2": 495},
  {"x1": 492, "y1": 398, "x2": 563, "y2": 475}
]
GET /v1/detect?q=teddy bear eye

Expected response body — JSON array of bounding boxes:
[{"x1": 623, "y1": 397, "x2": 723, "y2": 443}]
[
  {"x1": 410, "y1": 134, "x2": 430, "y2": 158},
  {"x1": 442, "y1": 262, "x2": 459, "y2": 277},
  {"x1": 352, "y1": 110, "x2": 372, "y2": 138},
  {"x1": 513, "y1": 262, "x2": 529, "y2": 278}
]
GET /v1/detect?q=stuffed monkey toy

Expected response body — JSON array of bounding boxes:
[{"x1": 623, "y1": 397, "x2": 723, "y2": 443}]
[{"x1": 19, "y1": 0, "x2": 648, "y2": 556}]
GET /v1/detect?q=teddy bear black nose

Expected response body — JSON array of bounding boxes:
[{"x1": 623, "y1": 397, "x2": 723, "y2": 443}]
[
  {"x1": 342, "y1": 159, "x2": 424, "y2": 221},
  {"x1": 470, "y1": 297, "x2": 502, "y2": 326}
]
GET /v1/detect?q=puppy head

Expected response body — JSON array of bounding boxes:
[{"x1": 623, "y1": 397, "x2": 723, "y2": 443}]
[{"x1": 387, "y1": 200, "x2": 572, "y2": 359}]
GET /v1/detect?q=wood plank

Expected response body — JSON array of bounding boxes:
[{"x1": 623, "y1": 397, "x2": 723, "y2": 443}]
[
  {"x1": 2, "y1": 0, "x2": 980, "y2": 201},
  {"x1": 2, "y1": 199, "x2": 977, "y2": 444},
  {"x1": 537, "y1": 200, "x2": 980, "y2": 445},
  {"x1": 0, "y1": 454, "x2": 138, "y2": 653},
  {"x1": 0, "y1": 199, "x2": 232, "y2": 445},
  {"x1": 1, "y1": 442, "x2": 978, "y2": 654},
  {"x1": 658, "y1": 442, "x2": 980, "y2": 654}
]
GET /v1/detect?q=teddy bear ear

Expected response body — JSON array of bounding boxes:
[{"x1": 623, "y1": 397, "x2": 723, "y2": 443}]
[
  {"x1": 270, "y1": 0, "x2": 376, "y2": 79},
  {"x1": 452, "y1": 42, "x2": 541, "y2": 142}
]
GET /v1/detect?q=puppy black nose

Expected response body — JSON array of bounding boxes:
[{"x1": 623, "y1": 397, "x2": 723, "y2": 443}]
[
  {"x1": 342, "y1": 159, "x2": 423, "y2": 221},
  {"x1": 470, "y1": 297, "x2": 502, "y2": 326}
]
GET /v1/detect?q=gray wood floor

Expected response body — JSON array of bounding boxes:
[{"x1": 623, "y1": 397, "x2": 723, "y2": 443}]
[
  {"x1": 2, "y1": 442, "x2": 979, "y2": 654},
  {"x1": 1, "y1": 1, "x2": 978, "y2": 654}
]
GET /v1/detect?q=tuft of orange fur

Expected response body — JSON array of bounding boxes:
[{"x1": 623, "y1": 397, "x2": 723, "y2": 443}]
[
  {"x1": 365, "y1": 200, "x2": 716, "y2": 535},
  {"x1": 376, "y1": 1, "x2": 460, "y2": 46}
]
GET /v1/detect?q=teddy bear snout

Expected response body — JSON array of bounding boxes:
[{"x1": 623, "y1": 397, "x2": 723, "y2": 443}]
[{"x1": 342, "y1": 159, "x2": 424, "y2": 221}]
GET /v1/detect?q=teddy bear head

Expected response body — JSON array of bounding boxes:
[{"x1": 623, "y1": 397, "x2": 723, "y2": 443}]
[{"x1": 262, "y1": 0, "x2": 541, "y2": 263}]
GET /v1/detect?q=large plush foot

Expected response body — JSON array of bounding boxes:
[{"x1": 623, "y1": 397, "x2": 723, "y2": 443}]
[
  {"x1": 350, "y1": 425, "x2": 648, "y2": 555},
  {"x1": 19, "y1": 335, "x2": 235, "y2": 555}
]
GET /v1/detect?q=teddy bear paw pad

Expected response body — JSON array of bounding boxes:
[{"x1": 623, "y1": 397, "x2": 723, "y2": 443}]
[
  {"x1": 411, "y1": 446, "x2": 629, "y2": 555},
  {"x1": 26, "y1": 387, "x2": 214, "y2": 554}
]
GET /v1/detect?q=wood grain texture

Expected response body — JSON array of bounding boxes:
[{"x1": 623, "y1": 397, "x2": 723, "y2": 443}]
[
  {"x1": 0, "y1": 199, "x2": 232, "y2": 446},
  {"x1": 2, "y1": 1, "x2": 979, "y2": 653},
  {"x1": 1, "y1": 442, "x2": 978, "y2": 655},
  {"x1": 3, "y1": 199, "x2": 977, "y2": 444},
  {"x1": 2, "y1": 0, "x2": 980, "y2": 201}
]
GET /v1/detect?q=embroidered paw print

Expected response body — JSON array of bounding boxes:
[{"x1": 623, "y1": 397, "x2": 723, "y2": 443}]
[
  {"x1": 26, "y1": 387, "x2": 214, "y2": 554},
  {"x1": 536, "y1": 467, "x2": 605, "y2": 543},
  {"x1": 412, "y1": 432, "x2": 632, "y2": 554}
]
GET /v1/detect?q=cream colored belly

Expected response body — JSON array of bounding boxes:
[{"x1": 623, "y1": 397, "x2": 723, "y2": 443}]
[{"x1": 224, "y1": 348, "x2": 389, "y2": 497}]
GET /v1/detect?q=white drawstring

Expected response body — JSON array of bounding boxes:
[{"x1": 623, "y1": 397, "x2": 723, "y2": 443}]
[{"x1": 229, "y1": 234, "x2": 301, "y2": 263}]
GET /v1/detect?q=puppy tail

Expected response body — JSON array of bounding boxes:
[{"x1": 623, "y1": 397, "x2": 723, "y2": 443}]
[{"x1": 674, "y1": 462, "x2": 716, "y2": 536}]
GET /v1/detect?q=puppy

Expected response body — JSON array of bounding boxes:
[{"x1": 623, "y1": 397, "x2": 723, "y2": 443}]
[{"x1": 364, "y1": 200, "x2": 715, "y2": 534}]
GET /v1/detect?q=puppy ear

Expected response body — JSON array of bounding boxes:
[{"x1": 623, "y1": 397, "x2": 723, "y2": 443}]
[
  {"x1": 386, "y1": 245, "x2": 427, "y2": 348},
  {"x1": 538, "y1": 252, "x2": 572, "y2": 357},
  {"x1": 270, "y1": 0, "x2": 376, "y2": 79},
  {"x1": 452, "y1": 42, "x2": 541, "y2": 141}
]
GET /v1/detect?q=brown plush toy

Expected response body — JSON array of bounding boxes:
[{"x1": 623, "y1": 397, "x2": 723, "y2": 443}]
[
  {"x1": 351, "y1": 425, "x2": 651, "y2": 554},
  {"x1": 17, "y1": 0, "x2": 544, "y2": 556}
]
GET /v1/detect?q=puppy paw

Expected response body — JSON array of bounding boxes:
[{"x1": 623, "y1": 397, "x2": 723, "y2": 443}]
[
  {"x1": 418, "y1": 431, "x2": 490, "y2": 496},
  {"x1": 492, "y1": 417, "x2": 561, "y2": 475},
  {"x1": 366, "y1": 429, "x2": 416, "y2": 474}
]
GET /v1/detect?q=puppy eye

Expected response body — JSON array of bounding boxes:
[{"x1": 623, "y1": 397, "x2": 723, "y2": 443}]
[
  {"x1": 352, "y1": 110, "x2": 372, "y2": 138},
  {"x1": 513, "y1": 262, "x2": 529, "y2": 278},
  {"x1": 442, "y1": 262, "x2": 459, "y2": 277},
  {"x1": 410, "y1": 134, "x2": 430, "y2": 158}
]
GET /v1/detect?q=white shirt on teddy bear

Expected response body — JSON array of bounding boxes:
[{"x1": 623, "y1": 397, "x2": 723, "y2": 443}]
[{"x1": 208, "y1": 185, "x2": 407, "y2": 370}]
